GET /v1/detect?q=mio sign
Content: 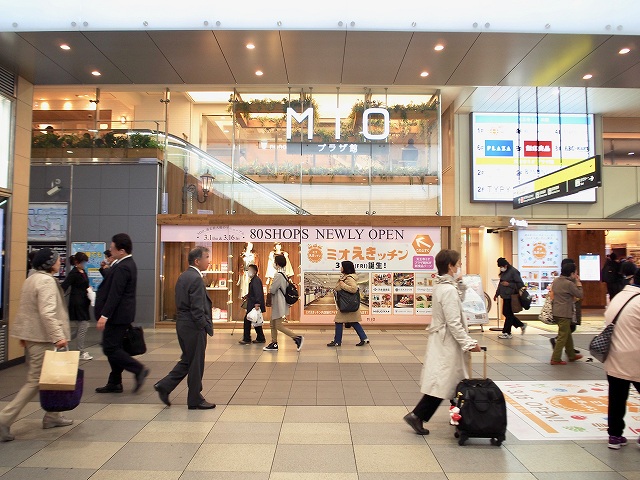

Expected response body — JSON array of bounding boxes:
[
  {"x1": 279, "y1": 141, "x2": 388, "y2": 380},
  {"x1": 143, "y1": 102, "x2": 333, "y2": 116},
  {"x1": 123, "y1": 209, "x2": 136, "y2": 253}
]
[{"x1": 286, "y1": 107, "x2": 390, "y2": 141}]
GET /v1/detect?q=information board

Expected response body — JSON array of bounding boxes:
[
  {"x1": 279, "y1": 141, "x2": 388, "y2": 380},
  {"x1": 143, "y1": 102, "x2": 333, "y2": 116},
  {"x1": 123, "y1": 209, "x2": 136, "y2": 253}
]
[
  {"x1": 28, "y1": 203, "x2": 68, "y2": 242},
  {"x1": 579, "y1": 254, "x2": 601, "y2": 281},
  {"x1": 471, "y1": 113, "x2": 595, "y2": 203}
]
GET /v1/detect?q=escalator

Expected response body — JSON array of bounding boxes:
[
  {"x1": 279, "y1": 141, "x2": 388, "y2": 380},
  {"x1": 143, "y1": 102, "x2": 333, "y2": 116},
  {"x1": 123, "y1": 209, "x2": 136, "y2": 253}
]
[{"x1": 156, "y1": 131, "x2": 309, "y2": 215}]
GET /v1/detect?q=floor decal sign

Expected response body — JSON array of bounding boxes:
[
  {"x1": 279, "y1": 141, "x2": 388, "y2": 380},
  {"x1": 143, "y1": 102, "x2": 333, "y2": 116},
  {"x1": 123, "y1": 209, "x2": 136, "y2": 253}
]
[{"x1": 497, "y1": 380, "x2": 640, "y2": 440}]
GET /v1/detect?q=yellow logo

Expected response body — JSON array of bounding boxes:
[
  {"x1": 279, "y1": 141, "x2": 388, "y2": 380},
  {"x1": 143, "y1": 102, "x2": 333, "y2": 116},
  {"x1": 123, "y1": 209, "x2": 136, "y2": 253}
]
[{"x1": 532, "y1": 242, "x2": 547, "y2": 260}]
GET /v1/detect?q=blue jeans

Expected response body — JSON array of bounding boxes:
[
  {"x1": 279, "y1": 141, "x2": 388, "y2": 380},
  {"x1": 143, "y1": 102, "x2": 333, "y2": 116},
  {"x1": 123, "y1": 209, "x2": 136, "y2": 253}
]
[{"x1": 334, "y1": 322, "x2": 366, "y2": 344}]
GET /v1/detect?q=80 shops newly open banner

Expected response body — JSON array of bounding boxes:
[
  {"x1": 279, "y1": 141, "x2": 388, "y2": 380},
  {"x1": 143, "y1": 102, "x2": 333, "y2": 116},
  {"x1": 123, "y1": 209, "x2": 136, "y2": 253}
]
[{"x1": 161, "y1": 225, "x2": 442, "y2": 324}]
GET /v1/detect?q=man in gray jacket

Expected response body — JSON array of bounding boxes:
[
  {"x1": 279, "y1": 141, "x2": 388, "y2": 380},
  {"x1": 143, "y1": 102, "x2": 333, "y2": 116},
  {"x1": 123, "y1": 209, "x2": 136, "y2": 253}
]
[{"x1": 154, "y1": 247, "x2": 215, "y2": 409}]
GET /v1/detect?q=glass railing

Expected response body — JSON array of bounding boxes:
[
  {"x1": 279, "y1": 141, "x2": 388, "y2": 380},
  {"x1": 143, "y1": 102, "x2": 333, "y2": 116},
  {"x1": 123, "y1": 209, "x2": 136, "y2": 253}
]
[{"x1": 159, "y1": 132, "x2": 308, "y2": 215}]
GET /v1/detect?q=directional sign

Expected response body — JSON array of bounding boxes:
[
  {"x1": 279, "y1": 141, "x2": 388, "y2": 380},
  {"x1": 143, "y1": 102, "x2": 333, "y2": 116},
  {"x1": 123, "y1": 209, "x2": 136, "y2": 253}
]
[{"x1": 513, "y1": 155, "x2": 601, "y2": 209}]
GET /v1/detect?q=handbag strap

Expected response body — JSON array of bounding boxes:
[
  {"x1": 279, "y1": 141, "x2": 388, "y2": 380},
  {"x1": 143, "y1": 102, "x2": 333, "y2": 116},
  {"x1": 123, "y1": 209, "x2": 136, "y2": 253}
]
[{"x1": 610, "y1": 292, "x2": 640, "y2": 326}]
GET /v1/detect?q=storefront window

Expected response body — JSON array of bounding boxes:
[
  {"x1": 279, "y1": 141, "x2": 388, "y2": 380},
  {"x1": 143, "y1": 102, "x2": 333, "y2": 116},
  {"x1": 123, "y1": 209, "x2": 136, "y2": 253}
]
[{"x1": 177, "y1": 87, "x2": 442, "y2": 216}]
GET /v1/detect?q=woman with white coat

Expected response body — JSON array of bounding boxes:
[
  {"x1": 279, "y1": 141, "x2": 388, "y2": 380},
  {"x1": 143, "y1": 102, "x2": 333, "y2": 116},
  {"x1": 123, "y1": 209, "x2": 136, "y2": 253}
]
[
  {"x1": 604, "y1": 269, "x2": 640, "y2": 450},
  {"x1": 404, "y1": 249, "x2": 481, "y2": 435}
]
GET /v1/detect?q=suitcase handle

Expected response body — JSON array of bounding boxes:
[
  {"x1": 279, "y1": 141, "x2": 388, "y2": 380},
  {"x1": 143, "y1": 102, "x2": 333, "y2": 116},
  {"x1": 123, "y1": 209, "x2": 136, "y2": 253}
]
[{"x1": 467, "y1": 346, "x2": 488, "y2": 379}]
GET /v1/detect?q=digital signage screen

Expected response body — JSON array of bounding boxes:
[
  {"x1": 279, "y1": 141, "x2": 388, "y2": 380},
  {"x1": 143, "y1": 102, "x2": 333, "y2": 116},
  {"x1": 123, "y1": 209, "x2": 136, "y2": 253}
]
[{"x1": 471, "y1": 113, "x2": 595, "y2": 203}]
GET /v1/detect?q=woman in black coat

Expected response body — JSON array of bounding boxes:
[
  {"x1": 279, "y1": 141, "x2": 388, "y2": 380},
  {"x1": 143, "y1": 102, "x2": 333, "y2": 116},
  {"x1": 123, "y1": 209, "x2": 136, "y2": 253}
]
[
  {"x1": 61, "y1": 252, "x2": 92, "y2": 360},
  {"x1": 239, "y1": 264, "x2": 266, "y2": 344}
]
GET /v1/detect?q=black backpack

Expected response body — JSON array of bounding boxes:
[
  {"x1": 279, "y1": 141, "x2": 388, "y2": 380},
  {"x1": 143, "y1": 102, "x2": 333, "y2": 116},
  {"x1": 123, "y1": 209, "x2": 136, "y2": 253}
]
[{"x1": 279, "y1": 272, "x2": 299, "y2": 305}]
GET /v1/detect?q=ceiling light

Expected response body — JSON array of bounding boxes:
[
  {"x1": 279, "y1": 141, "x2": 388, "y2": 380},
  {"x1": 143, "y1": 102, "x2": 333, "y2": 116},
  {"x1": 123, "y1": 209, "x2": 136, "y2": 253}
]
[
  {"x1": 223, "y1": 129, "x2": 230, "y2": 133},
  {"x1": 246, "y1": 43, "x2": 255, "y2": 49},
  {"x1": 91, "y1": 70, "x2": 101, "y2": 76},
  {"x1": 255, "y1": 70, "x2": 263, "y2": 76},
  {"x1": 628, "y1": 152, "x2": 635, "y2": 155},
  {"x1": 59, "y1": 44, "x2": 70, "y2": 50},
  {"x1": 629, "y1": 223, "x2": 637, "y2": 226},
  {"x1": 420, "y1": 71, "x2": 429, "y2": 77},
  {"x1": 582, "y1": 73, "x2": 593, "y2": 79},
  {"x1": 434, "y1": 44, "x2": 444, "y2": 51},
  {"x1": 619, "y1": 47, "x2": 631, "y2": 54}
]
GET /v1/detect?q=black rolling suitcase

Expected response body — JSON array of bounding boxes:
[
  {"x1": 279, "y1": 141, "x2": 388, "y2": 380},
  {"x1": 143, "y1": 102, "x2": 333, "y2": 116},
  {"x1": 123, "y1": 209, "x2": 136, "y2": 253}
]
[{"x1": 452, "y1": 347, "x2": 507, "y2": 446}]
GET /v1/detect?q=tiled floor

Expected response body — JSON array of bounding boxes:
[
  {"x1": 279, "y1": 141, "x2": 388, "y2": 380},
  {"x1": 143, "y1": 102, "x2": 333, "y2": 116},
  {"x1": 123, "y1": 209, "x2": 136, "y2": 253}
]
[{"x1": 0, "y1": 323, "x2": 638, "y2": 479}]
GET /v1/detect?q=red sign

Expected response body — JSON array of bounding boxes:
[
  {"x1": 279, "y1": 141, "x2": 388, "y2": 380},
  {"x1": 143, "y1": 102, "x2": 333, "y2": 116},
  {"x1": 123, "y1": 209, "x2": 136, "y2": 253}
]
[{"x1": 524, "y1": 140, "x2": 552, "y2": 157}]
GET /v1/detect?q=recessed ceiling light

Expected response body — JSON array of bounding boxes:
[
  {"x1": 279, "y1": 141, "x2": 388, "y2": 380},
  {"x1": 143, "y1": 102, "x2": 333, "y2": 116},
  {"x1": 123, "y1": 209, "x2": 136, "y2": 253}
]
[
  {"x1": 255, "y1": 70, "x2": 263, "y2": 76},
  {"x1": 91, "y1": 70, "x2": 101, "y2": 76},
  {"x1": 59, "y1": 44, "x2": 70, "y2": 50},
  {"x1": 223, "y1": 129, "x2": 230, "y2": 133},
  {"x1": 619, "y1": 47, "x2": 631, "y2": 54},
  {"x1": 583, "y1": 73, "x2": 593, "y2": 79},
  {"x1": 246, "y1": 43, "x2": 255, "y2": 49},
  {"x1": 628, "y1": 152, "x2": 635, "y2": 155},
  {"x1": 629, "y1": 223, "x2": 637, "y2": 226},
  {"x1": 420, "y1": 71, "x2": 429, "y2": 77},
  {"x1": 434, "y1": 44, "x2": 444, "y2": 51}
]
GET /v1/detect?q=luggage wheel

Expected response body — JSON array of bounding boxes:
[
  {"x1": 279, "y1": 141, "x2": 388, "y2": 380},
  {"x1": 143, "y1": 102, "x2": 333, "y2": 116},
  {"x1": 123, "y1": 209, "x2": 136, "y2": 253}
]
[
  {"x1": 457, "y1": 435, "x2": 468, "y2": 446},
  {"x1": 490, "y1": 438, "x2": 503, "y2": 446}
]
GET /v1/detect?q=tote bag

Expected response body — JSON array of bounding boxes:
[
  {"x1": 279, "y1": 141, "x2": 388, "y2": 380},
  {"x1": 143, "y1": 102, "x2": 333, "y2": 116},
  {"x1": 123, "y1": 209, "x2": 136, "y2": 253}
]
[
  {"x1": 538, "y1": 295, "x2": 556, "y2": 325},
  {"x1": 589, "y1": 293, "x2": 640, "y2": 363},
  {"x1": 335, "y1": 289, "x2": 360, "y2": 313},
  {"x1": 40, "y1": 369, "x2": 84, "y2": 412},
  {"x1": 39, "y1": 349, "x2": 80, "y2": 391}
]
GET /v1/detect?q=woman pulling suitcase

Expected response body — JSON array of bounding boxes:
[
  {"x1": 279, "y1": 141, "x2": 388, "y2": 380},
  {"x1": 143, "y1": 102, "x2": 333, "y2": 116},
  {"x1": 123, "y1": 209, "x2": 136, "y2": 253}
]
[{"x1": 404, "y1": 249, "x2": 482, "y2": 436}]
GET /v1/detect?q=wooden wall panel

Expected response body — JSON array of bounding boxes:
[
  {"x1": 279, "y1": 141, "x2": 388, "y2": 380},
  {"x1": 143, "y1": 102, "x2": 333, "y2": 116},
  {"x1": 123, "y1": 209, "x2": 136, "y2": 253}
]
[{"x1": 568, "y1": 229, "x2": 607, "y2": 308}]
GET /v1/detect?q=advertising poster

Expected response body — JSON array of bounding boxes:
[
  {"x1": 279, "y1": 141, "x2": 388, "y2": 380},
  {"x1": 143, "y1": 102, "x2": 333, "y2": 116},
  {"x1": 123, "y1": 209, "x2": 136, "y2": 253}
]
[
  {"x1": 300, "y1": 226, "x2": 441, "y2": 324},
  {"x1": 471, "y1": 113, "x2": 595, "y2": 203},
  {"x1": 71, "y1": 242, "x2": 106, "y2": 291},
  {"x1": 518, "y1": 230, "x2": 563, "y2": 307},
  {"x1": 28, "y1": 203, "x2": 68, "y2": 242},
  {"x1": 28, "y1": 243, "x2": 67, "y2": 278}
]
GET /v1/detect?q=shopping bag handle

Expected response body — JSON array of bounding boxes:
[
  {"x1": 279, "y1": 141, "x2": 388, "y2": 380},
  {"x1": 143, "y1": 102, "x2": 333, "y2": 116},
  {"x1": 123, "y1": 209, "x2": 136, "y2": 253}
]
[{"x1": 53, "y1": 346, "x2": 69, "y2": 352}]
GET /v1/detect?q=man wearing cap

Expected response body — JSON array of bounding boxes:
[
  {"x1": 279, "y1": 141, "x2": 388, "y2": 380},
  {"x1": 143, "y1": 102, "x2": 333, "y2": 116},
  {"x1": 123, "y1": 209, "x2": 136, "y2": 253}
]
[
  {"x1": 0, "y1": 248, "x2": 73, "y2": 442},
  {"x1": 95, "y1": 233, "x2": 149, "y2": 394}
]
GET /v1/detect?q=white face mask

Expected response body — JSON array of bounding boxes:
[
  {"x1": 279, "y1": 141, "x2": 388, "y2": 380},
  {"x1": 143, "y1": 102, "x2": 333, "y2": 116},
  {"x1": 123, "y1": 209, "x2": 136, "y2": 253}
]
[
  {"x1": 248, "y1": 271, "x2": 255, "y2": 278},
  {"x1": 499, "y1": 266, "x2": 507, "y2": 272}
]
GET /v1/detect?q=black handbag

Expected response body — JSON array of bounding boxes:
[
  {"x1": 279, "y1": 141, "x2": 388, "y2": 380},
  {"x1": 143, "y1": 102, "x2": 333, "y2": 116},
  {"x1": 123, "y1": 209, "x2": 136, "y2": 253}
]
[
  {"x1": 335, "y1": 289, "x2": 360, "y2": 313},
  {"x1": 519, "y1": 289, "x2": 532, "y2": 310},
  {"x1": 123, "y1": 325, "x2": 147, "y2": 356}
]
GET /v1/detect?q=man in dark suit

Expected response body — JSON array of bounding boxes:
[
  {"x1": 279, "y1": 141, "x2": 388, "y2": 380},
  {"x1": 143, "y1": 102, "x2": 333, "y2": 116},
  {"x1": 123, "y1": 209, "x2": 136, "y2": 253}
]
[
  {"x1": 95, "y1": 233, "x2": 149, "y2": 394},
  {"x1": 238, "y1": 264, "x2": 266, "y2": 345},
  {"x1": 154, "y1": 246, "x2": 215, "y2": 410}
]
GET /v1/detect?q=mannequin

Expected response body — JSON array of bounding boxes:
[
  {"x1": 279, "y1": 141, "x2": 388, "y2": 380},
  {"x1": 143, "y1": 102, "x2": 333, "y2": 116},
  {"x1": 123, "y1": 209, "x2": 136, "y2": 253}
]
[
  {"x1": 237, "y1": 242, "x2": 258, "y2": 298},
  {"x1": 266, "y1": 242, "x2": 294, "y2": 285}
]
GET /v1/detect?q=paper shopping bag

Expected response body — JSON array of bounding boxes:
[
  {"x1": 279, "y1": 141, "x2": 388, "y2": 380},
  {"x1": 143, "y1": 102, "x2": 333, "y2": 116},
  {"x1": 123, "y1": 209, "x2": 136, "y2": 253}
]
[{"x1": 39, "y1": 349, "x2": 80, "y2": 391}]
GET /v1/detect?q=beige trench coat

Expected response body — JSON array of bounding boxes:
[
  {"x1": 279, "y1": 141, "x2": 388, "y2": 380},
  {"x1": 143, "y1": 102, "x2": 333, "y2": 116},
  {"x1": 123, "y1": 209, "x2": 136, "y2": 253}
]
[
  {"x1": 420, "y1": 275, "x2": 477, "y2": 400},
  {"x1": 604, "y1": 285, "x2": 640, "y2": 382}
]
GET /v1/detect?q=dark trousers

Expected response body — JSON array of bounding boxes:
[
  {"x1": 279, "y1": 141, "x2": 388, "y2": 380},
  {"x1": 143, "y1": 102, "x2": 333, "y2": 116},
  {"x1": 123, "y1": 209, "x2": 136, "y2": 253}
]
[
  {"x1": 501, "y1": 298, "x2": 524, "y2": 334},
  {"x1": 334, "y1": 322, "x2": 366, "y2": 344},
  {"x1": 243, "y1": 313, "x2": 266, "y2": 342},
  {"x1": 102, "y1": 323, "x2": 144, "y2": 385},
  {"x1": 157, "y1": 322, "x2": 207, "y2": 407},
  {"x1": 413, "y1": 394, "x2": 443, "y2": 422},
  {"x1": 607, "y1": 374, "x2": 640, "y2": 437}
]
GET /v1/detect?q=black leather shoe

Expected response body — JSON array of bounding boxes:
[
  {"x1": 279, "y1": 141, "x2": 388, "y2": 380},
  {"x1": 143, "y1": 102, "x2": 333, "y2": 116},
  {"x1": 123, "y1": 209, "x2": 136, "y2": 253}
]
[
  {"x1": 252, "y1": 339, "x2": 266, "y2": 344},
  {"x1": 188, "y1": 401, "x2": 216, "y2": 410},
  {"x1": 95, "y1": 384, "x2": 123, "y2": 393},
  {"x1": 154, "y1": 383, "x2": 171, "y2": 407},
  {"x1": 403, "y1": 412, "x2": 430, "y2": 435},
  {"x1": 133, "y1": 368, "x2": 149, "y2": 393}
]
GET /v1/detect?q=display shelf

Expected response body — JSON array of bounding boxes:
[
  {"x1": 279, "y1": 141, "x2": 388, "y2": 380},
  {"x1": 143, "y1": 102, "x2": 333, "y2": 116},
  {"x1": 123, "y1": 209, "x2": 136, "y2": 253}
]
[{"x1": 206, "y1": 287, "x2": 229, "y2": 291}]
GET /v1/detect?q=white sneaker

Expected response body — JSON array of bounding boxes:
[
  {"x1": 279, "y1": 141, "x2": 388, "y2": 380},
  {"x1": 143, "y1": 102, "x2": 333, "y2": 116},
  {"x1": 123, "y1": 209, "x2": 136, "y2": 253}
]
[
  {"x1": 43, "y1": 414, "x2": 73, "y2": 430},
  {"x1": 79, "y1": 351, "x2": 93, "y2": 361},
  {"x1": 497, "y1": 333, "x2": 513, "y2": 339},
  {"x1": 521, "y1": 323, "x2": 528, "y2": 335}
]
